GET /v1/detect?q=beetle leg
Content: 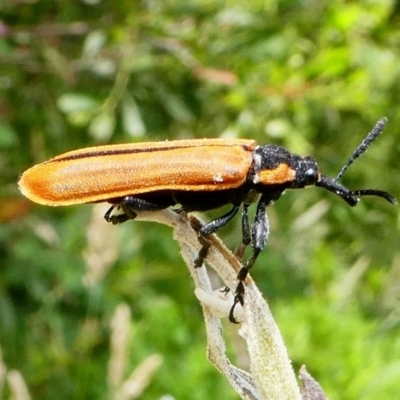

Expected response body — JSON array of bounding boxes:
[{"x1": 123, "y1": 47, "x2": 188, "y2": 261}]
[
  {"x1": 104, "y1": 205, "x2": 131, "y2": 224},
  {"x1": 188, "y1": 218, "x2": 210, "y2": 268},
  {"x1": 230, "y1": 195, "x2": 270, "y2": 323},
  {"x1": 200, "y1": 204, "x2": 241, "y2": 236},
  {"x1": 193, "y1": 204, "x2": 241, "y2": 268},
  {"x1": 234, "y1": 204, "x2": 251, "y2": 260},
  {"x1": 248, "y1": 196, "x2": 270, "y2": 270},
  {"x1": 104, "y1": 195, "x2": 170, "y2": 225},
  {"x1": 194, "y1": 235, "x2": 212, "y2": 268}
]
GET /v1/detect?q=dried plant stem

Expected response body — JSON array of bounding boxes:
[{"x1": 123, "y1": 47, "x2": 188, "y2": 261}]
[{"x1": 135, "y1": 209, "x2": 302, "y2": 400}]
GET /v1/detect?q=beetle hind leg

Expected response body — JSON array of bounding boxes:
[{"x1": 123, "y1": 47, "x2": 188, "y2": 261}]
[
  {"x1": 192, "y1": 204, "x2": 241, "y2": 268},
  {"x1": 104, "y1": 205, "x2": 131, "y2": 224},
  {"x1": 104, "y1": 195, "x2": 172, "y2": 224}
]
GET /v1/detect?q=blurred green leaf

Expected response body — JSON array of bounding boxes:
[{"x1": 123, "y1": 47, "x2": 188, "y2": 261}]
[
  {"x1": 88, "y1": 109, "x2": 116, "y2": 141},
  {"x1": 121, "y1": 94, "x2": 146, "y2": 137},
  {"x1": 82, "y1": 30, "x2": 106, "y2": 58},
  {"x1": 58, "y1": 93, "x2": 99, "y2": 114}
]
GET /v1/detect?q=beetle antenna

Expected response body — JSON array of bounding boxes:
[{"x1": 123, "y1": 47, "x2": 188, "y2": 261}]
[
  {"x1": 352, "y1": 189, "x2": 397, "y2": 204},
  {"x1": 315, "y1": 117, "x2": 396, "y2": 206},
  {"x1": 316, "y1": 176, "x2": 397, "y2": 206},
  {"x1": 316, "y1": 176, "x2": 358, "y2": 206},
  {"x1": 334, "y1": 118, "x2": 388, "y2": 181}
]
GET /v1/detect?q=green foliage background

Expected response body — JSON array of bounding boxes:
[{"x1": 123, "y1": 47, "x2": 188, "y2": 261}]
[{"x1": 1, "y1": 1, "x2": 400, "y2": 399}]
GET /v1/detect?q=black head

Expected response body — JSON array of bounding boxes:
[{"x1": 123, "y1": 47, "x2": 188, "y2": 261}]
[
  {"x1": 252, "y1": 144, "x2": 320, "y2": 189},
  {"x1": 290, "y1": 155, "x2": 320, "y2": 188}
]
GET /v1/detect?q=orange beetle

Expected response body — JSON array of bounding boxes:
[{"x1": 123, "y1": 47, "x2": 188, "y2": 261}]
[{"x1": 18, "y1": 119, "x2": 396, "y2": 321}]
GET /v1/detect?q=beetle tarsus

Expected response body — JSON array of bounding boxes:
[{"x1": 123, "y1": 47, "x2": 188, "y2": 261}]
[
  {"x1": 229, "y1": 286, "x2": 245, "y2": 324},
  {"x1": 220, "y1": 286, "x2": 230, "y2": 295},
  {"x1": 104, "y1": 205, "x2": 133, "y2": 224},
  {"x1": 104, "y1": 202, "x2": 138, "y2": 224},
  {"x1": 194, "y1": 235, "x2": 211, "y2": 268}
]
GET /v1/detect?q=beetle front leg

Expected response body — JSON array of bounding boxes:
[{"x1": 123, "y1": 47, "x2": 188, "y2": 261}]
[
  {"x1": 248, "y1": 198, "x2": 270, "y2": 271},
  {"x1": 229, "y1": 196, "x2": 270, "y2": 323}
]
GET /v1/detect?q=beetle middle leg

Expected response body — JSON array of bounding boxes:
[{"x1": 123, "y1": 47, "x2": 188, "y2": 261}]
[
  {"x1": 193, "y1": 204, "x2": 241, "y2": 268},
  {"x1": 234, "y1": 204, "x2": 251, "y2": 260}
]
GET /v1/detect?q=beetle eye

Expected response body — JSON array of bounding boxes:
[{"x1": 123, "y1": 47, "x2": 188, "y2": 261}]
[{"x1": 304, "y1": 168, "x2": 318, "y2": 186}]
